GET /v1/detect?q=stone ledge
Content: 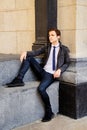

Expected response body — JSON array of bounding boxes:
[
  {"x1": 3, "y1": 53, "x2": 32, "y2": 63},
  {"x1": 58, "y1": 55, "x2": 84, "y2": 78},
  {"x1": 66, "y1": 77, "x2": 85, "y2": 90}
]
[
  {"x1": 0, "y1": 54, "x2": 42, "y2": 85},
  {"x1": 59, "y1": 63, "x2": 87, "y2": 84},
  {"x1": 0, "y1": 81, "x2": 59, "y2": 130},
  {"x1": 0, "y1": 53, "x2": 20, "y2": 61},
  {"x1": 58, "y1": 58, "x2": 87, "y2": 119}
]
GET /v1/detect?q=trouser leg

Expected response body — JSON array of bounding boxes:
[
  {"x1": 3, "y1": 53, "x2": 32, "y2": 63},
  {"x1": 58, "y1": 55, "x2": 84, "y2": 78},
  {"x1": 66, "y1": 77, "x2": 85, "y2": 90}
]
[
  {"x1": 38, "y1": 72, "x2": 54, "y2": 113},
  {"x1": 17, "y1": 56, "x2": 45, "y2": 80}
]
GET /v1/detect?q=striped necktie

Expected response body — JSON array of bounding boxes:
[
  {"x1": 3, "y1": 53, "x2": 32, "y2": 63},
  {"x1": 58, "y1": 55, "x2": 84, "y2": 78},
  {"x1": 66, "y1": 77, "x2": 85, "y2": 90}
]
[{"x1": 52, "y1": 46, "x2": 56, "y2": 70}]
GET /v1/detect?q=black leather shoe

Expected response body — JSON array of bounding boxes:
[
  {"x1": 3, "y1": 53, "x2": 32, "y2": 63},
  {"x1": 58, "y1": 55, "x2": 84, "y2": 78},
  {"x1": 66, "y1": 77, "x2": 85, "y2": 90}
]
[
  {"x1": 6, "y1": 78, "x2": 25, "y2": 87},
  {"x1": 42, "y1": 112, "x2": 55, "y2": 122}
]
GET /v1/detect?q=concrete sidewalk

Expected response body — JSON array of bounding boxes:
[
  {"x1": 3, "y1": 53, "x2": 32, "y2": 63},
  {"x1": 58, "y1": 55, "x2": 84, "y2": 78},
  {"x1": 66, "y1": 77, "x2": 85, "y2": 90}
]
[{"x1": 13, "y1": 114, "x2": 87, "y2": 130}]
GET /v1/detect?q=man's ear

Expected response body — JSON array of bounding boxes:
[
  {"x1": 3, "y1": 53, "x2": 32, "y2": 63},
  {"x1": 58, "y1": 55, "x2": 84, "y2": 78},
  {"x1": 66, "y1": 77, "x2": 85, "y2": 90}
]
[{"x1": 58, "y1": 35, "x2": 60, "y2": 40}]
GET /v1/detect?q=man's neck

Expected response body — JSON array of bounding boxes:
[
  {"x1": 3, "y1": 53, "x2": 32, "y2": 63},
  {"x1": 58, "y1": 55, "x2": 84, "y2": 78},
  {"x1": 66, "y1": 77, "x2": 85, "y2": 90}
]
[{"x1": 52, "y1": 42, "x2": 59, "y2": 46}]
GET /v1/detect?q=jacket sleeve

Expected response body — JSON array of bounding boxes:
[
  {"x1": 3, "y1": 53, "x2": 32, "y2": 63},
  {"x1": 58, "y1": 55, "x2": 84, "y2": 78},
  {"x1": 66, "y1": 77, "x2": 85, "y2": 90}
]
[
  {"x1": 27, "y1": 46, "x2": 46, "y2": 57},
  {"x1": 59, "y1": 46, "x2": 70, "y2": 73}
]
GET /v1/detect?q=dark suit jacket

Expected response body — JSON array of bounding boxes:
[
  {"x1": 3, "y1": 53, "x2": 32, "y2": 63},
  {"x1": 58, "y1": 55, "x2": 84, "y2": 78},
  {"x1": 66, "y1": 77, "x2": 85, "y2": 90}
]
[{"x1": 27, "y1": 41, "x2": 70, "y2": 73}]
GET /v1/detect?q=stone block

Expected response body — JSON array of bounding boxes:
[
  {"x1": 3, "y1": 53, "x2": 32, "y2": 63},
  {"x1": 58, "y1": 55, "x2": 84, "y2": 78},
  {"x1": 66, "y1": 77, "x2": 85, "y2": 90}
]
[
  {"x1": 0, "y1": 32, "x2": 17, "y2": 54},
  {"x1": 0, "y1": 0, "x2": 15, "y2": 10},
  {"x1": 58, "y1": 6, "x2": 76, "y2": 30},
  {"x1": 0, "y1": 81, "x2": 59, "y2": 130},
  {"x1": 59, "y1": 81, "x2": 87, "y2": 119},
  {"x1": 0, "y1": 54, "x2": 40, "y2": 85},
  {"x1": 58, "y1": 0, "x2": 76, "y2": 6},
  {"x1": 16, "y1": 0, "x2": 34, "y2": 9},
  {"x1": 16, "y1": 31, "x2": 35, "y2": 53},
  {"x1": 59, "y1": 58, "x2": 87, "y2": 119}
]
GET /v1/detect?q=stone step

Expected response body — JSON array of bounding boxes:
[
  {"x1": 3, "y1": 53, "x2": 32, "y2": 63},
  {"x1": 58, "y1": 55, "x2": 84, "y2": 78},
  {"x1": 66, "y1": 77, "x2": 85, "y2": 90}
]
[
  {"x1": 0, "y1": 54, "x2": 40, "y2": 86},
  {"x1": 0, "y1": 81, "x2": 59, "y2": 130}
]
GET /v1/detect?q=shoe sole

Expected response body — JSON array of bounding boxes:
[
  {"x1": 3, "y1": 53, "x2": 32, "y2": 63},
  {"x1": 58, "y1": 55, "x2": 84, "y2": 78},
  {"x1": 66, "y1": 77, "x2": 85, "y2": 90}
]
[{"x1": 6, "y1": 83, "x2": 25, "y2": 87}]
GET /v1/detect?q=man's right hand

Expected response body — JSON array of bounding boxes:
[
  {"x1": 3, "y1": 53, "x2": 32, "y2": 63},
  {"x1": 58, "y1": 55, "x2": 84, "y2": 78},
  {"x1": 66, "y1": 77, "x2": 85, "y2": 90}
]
[{"x1": 20, "y1": 51, "x2": 27, "y2": 62}]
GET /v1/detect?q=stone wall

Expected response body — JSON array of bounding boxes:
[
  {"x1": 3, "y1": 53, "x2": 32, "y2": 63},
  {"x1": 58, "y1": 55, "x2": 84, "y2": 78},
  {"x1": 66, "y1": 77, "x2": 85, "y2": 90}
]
[
  {"x1": 0, "y1": 0, "x2": 35, "y2": 54},
  {"x1": 57, "y1": 0, "x2": 87, "y2": 59},
  {"x1": 57, "y1": 0, "x2": 76, "y2": 58}
]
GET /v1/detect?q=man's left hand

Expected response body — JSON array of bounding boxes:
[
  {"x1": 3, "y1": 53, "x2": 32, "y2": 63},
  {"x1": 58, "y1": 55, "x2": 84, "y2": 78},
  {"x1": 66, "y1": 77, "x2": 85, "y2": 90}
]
[{"x1": 53, "y1": 69, "x2": 61, "y2": 78}]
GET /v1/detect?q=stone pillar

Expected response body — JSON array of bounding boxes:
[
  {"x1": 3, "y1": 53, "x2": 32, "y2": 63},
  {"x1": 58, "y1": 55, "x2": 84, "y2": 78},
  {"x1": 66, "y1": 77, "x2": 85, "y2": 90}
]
[
  {"x1": 32, "y1": 0, "x2": 57, "y2": 50},
  {"x1": 58, "y1": 0, "x2": 87, "y2": 119}
]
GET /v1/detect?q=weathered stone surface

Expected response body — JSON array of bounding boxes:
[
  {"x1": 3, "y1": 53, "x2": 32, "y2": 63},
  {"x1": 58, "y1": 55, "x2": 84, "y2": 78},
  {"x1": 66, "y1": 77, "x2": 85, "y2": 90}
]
[
  {"x1": 0, "y1": 54, "x2": 59, "y2": 130},
  {"x1": 0, "y1": 81, "x2": 59, "y2": 130},
  {"x1": 60, "y1": 58, "x2": 87, "y2": 84}
]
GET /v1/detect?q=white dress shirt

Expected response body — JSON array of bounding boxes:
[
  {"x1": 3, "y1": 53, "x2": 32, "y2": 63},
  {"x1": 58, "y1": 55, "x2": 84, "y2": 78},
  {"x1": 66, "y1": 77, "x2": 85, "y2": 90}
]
[{"x1": 44, "y1": 43, "x2": 60, "y2": 74}]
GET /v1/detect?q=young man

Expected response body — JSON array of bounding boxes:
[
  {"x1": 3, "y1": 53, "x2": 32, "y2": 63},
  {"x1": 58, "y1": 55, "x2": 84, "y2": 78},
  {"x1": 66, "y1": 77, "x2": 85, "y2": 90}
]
[{"x1": 6, "y1": 28, "x2": 70, "y2": 122}]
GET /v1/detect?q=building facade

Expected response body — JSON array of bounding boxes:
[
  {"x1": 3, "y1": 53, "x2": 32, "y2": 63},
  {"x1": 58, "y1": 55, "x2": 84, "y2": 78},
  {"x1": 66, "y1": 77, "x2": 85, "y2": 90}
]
[
  {"x1": 0, "y1": 0, "x2": 87, "y2": 119},
  {"x1": 0, "y1": 0, "x2": 87, "y2": 59}
]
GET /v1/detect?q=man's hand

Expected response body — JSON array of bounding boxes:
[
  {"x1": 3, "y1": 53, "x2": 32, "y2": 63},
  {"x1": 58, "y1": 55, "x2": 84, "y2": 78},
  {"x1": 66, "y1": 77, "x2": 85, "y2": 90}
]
[
  {"x1": 20, "y1": 51, "x2": 27, "y2": 62},
  {"x1": 53, "y1": 69, "x2": 61, "y2": 78}
]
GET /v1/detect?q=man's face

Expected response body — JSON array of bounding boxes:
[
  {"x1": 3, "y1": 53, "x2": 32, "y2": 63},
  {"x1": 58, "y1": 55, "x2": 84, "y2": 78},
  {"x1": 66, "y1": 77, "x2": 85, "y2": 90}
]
[{"x1": 48, "y1": 31, "x2": 60, "y2": 45}]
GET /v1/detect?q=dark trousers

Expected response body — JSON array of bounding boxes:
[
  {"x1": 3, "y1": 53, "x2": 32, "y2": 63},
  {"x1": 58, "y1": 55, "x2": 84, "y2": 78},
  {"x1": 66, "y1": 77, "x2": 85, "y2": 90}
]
[{"x1": 17, "y1": 56, "x2": 55, "y2": 113}]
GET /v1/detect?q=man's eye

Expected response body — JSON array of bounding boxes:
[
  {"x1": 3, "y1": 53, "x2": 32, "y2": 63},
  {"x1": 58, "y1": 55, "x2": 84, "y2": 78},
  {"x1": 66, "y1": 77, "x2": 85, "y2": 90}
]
[{"x1": 49, "y1": 34, "x2": 54, "y2": 37}]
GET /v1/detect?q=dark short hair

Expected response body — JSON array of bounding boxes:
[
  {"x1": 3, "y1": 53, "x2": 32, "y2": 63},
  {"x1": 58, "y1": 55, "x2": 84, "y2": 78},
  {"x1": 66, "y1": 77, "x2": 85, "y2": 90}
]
[{"x1": 48, "y1": 28, "x2": 61, "y2": 36}]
